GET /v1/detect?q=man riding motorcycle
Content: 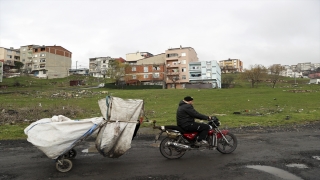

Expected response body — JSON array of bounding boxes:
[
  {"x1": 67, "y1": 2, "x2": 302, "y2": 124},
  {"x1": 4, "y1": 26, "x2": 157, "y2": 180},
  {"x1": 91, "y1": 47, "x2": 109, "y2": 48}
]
[{"x1": 176, "y1": 96, "x2": 211, "y2": 147}]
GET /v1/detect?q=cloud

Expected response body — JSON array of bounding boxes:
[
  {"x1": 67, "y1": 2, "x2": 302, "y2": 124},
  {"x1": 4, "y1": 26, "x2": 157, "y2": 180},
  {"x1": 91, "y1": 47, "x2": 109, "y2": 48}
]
[{"x1": 0, "y1": 0, "x2": 319, "y2": 69}]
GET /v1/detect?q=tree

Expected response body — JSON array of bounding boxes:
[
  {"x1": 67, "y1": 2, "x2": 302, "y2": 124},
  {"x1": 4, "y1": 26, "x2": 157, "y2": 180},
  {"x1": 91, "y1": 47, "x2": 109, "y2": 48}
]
[
  {"x1": 222, "y1": 74, "x2": 234, "y2": 84},
  {"x1": 268, "y1": 64, "x2": 284, "y2": 88},
  {"x1": 14, "y1": 61, "x2": 24, "y2": 72},
  {"x1": 240, "y1": 64, "x2": 267, "y2": 88},
  {"x1": 106, "y1": 59, "x2": 129, "y2": 85}
]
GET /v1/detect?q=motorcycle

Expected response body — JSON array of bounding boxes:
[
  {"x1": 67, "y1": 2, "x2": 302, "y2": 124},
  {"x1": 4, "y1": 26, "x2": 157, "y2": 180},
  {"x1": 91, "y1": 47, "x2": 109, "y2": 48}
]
[{"x1": 153, "y1": 117, "x2": 238, "y2": 159}]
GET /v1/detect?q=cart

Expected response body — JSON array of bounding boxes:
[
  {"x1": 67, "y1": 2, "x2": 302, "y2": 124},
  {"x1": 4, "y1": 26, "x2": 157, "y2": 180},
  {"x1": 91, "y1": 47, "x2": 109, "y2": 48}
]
[{"x1": 24, "y1": 96, "x2": 144, "y2": 172}]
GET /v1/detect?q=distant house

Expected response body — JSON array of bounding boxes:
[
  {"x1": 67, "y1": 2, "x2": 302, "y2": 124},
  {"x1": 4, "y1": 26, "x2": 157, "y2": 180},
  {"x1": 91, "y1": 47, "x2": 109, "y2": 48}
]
[
  {"x1": 125, "y1": 54, "x2": 166, "y2": 87},
  {"x1": 69, "y1": 68, "x2": 89, "y2": 75},
  {"x1": 219, "y1": 59, "x2": 243, "y2": 73},
  {"x1": 89, "y1": 57, "x2": 125, "y2": 78},
  {"x1": 19, "y1": 45, "x2": 72, "y2": 79},
  {"x1": 309, "y1": 79, "x2": 320, "y2": 84}
]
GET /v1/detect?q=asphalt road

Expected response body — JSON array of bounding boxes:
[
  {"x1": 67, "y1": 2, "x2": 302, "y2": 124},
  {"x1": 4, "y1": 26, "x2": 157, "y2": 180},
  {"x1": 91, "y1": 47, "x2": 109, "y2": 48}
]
[{"x1": 0, "y1": 122, "x2": 320, "y2": 180}]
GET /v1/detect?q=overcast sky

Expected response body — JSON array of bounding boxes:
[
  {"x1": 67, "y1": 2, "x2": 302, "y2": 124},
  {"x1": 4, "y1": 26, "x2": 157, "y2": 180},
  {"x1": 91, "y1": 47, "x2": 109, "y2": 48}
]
[{"x1": 0, "y1": 0, "x2": 319, "y2": 69}]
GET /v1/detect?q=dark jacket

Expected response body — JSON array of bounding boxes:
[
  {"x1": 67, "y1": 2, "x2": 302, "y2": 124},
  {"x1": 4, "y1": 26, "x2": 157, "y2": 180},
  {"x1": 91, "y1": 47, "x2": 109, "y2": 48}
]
[{"x1": 176, "y1": 100, "x2": 209, "y2": 128}]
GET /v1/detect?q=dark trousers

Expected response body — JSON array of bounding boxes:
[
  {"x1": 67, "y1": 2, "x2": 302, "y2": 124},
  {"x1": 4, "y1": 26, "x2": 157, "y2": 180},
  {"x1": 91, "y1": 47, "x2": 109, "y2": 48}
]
[{"x1": 183, "y1": 122, "x2": 210, "y2": 141}]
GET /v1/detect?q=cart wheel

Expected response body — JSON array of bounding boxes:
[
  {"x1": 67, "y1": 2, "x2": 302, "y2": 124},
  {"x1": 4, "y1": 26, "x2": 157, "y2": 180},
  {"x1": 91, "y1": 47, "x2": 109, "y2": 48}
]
[
  {"x1": 68, "y1": 149, "x2": 77, "y2": 159},
  {"x1": 56, "y1": 159, "x2": 73, "y2": 173}
]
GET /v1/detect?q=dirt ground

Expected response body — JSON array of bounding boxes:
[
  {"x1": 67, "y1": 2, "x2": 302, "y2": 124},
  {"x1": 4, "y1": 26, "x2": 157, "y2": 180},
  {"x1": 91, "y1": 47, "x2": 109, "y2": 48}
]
[{"x1": 1, "y1": 121, "x2": 320, "y2": 180}]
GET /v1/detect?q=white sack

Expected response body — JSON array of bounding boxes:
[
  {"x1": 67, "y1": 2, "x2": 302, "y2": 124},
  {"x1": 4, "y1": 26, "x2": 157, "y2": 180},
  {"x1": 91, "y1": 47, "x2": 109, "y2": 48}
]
[
  {"x1": 24, "y1": 115, "x2": 104, "y2": 159},
  {"x1": 96, "y1": 96, "x2": 143, "y2": 158}
]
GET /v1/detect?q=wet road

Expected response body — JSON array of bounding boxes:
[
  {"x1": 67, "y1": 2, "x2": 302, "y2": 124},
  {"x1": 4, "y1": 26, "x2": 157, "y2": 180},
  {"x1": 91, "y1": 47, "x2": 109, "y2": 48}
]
[{"x1": 0, "y1": 124, "x2": 320, "y2": 180}]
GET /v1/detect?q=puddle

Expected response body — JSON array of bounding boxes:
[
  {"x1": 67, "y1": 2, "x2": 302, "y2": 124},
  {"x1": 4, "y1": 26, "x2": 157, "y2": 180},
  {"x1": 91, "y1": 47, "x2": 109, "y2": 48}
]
[
  {"x1": 286, "y1": 163, "x2": 308, "y2": 168},
  {"x1": 312, "y1": 156, "x2": 320, "y2": 160},
  {"x1": 82, "y1": 146, "x2": 98, "y2": 153},
  {"x1": 246, "y1": 165, "x2": 303, "y2": 180}
]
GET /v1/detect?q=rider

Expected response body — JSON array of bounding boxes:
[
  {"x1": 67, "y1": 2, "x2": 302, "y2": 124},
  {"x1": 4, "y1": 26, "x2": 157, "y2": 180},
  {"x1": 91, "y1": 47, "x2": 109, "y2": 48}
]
[{"x1": 176, "y1": 96, "x2": 211, "y2": 146}]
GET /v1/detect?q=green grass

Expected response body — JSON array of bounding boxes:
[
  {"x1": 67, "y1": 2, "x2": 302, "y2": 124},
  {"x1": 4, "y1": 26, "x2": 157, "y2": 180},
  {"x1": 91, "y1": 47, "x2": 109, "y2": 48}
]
[{"x1": 0, "y1": 75, "x2": 319, "y2": 140}]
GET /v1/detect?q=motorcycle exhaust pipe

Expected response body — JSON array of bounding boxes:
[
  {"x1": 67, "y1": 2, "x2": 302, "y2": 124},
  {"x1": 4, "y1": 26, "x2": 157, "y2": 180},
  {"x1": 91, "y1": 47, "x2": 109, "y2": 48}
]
[{"x1": 167, "y1": 142, "x2": 191, "y2": 150}]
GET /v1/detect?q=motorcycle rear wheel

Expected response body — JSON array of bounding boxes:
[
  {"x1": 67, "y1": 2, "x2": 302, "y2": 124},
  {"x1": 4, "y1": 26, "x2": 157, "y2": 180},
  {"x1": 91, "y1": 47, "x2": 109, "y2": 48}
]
[
  {"x1": 159, "y1": 137, "x2": 186, "y2": 159},
  {"x1": 216, "y1": 132, "x2": 237, "y2": 154}
]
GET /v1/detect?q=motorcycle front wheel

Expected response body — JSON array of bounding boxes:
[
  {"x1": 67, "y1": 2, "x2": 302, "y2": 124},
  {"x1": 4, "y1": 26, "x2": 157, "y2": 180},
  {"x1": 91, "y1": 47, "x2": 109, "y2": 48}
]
[
  {"x1": 217, "y1": 132, "x2": 237, "y2": 154},
  {"x1": 159, "y1": 137, "x2": 186, "y2": 159}
]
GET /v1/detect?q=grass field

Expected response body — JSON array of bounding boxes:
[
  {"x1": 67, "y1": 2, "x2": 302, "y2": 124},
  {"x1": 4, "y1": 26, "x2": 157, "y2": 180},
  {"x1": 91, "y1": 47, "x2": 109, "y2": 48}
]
[{"x1": 0, "y1": 75, "x2": 319, "y2": 140}]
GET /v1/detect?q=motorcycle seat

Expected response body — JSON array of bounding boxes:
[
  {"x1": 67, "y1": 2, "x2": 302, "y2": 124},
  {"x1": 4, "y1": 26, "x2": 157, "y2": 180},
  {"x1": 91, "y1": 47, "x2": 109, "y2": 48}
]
[{"x1": 164, "y1": 125, "x2": 186, "y2": 133}]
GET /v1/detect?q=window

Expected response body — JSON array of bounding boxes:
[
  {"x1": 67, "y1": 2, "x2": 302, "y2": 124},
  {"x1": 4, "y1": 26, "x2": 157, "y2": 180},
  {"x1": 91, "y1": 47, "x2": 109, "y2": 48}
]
[
  {"x1": 144, "y1": 66, "x2": 148, "y2": 72},
  {"x1": 181, "y1": 67, "x2": 186, "y2": 72},
  {"x1": 132, "y1": 67, "x2": 136, "y2": 71},
  {"x1": 40, "y1": 58, "x2": 46, "y2": 62},
  {"x1": 167, "y1": 53, "x2": 178, "y2": 58},
  {"x1": 171, "y1": 84, "x2": 175, "y2": 88},
  {"x1": 34, "y1": 65, "x2": 37, "y2": 68},
  {"x1": 132, "y1": 75, "x2": 136, "y2": 79},
  {"x1": 144, "y1": 74, "x2": 149, "y2": 78},
  {"x1": 182, "y1": 75, "x2": 186, "y2": 79},
  {"x1": 181, "y1": 84, "x2": 185, "y2": 88},
  {"x1": 181, "y1": 60, "x2": 186, "y2": 64},
  {"x1": 43, "y1": 70, "x2": 46, "y2": 74},
  {"x1": 153, "y1": 66, "x2": 160, "y2": 70},
  {"x1": 41, "y1": 47, "x2": 45, "y2": 51},
  {"x1": 34, "y1": 54, "x2": 38, "y2": 57},
  {"x1": 35, "y1": 49, "x2": 38, "y2": 52},
  {"x1": 40, "y1": 53, "x2": 45, "y2": 57},
  {"x1": 102, "y1": 65, "x2": 106, "y2": 67},
  {"x1": 191, "y1": 66, "x2": 200, "y2": 70},
  {"x1": 40, "y1": 64, "x2": 46, "y2": 68},
  {"x1": 181, "y1": 53, "x2": 186, "y2": 56},
  {"x1": 22, "y1": 59, "x2": 25, "y2": 62},
  {"x1": 153, "y1": 73, "x2": 159, "y2": 78}
]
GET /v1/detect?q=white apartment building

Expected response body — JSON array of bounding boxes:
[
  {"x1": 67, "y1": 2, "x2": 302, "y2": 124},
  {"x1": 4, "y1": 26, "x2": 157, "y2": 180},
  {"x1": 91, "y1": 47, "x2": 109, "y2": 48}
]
[
  {"x1": 188, "y1": 60, "x2": 221, "y2": 88},
  {"x1": 89, "y1": 57, "x2": 126, "y2": 78}
]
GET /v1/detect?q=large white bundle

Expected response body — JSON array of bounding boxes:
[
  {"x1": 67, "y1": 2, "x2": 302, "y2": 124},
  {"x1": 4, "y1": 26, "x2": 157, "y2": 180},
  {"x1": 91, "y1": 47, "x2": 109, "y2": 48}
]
[
  {"x1": 96, "y1": 96, "x2": 143, "y2": 158},
  {"x1": 24, "y1": 115, "x2": 104, "y2": 159}
]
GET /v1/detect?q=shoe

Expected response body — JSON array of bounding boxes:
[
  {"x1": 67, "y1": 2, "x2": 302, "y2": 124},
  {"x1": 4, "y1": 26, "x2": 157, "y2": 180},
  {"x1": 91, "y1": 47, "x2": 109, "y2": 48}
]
[{"x1": 194, "y1": 140, "x2": 209, "y2": 147}]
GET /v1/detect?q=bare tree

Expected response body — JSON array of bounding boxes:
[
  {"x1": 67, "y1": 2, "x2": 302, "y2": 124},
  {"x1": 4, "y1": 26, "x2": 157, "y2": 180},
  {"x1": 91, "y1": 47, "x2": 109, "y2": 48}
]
[
  {"x1": 166, "y1": 67, "x2": 180, "y2": 89},
  {"x1": 269, "y1": 64, "x2": 284, "y2": 88},
  {"x1": 241, "y1": 64, "x2": 267, "y2": 88},
  {"x1": 106, "y1": 59, "x2": 128, "y2": 85}
]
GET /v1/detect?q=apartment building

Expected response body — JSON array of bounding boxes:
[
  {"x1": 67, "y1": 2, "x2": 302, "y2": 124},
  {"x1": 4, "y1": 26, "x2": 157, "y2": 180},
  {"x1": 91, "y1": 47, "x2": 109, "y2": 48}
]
[
  {"x1": 125, "y1": 54, "x2": 166, "y2": 86},
  {"x1": 165, "y1": 46, "x2": 199, "y2": 89},
  {"x1": 219, "y1": 59, "x2": 243, "y2": 73},
  {"x1": 187, "y1": 60, "x2": 221, "y2": 89},
  {"x1": 126, "y1": 51, "x2": 153, "y2": 64},
  {"x1": 0, "y1": 47, "x2": 20, "y2": 72},
  {"x1": 296, "y1": 62, "x2": 311, "y2": 72},
  {"x1": 19, "y1": 45, "x2": 72, "y2": 79},
  {"x1": 89, "y1": 57, "x2": 125, "y2": 78}
]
